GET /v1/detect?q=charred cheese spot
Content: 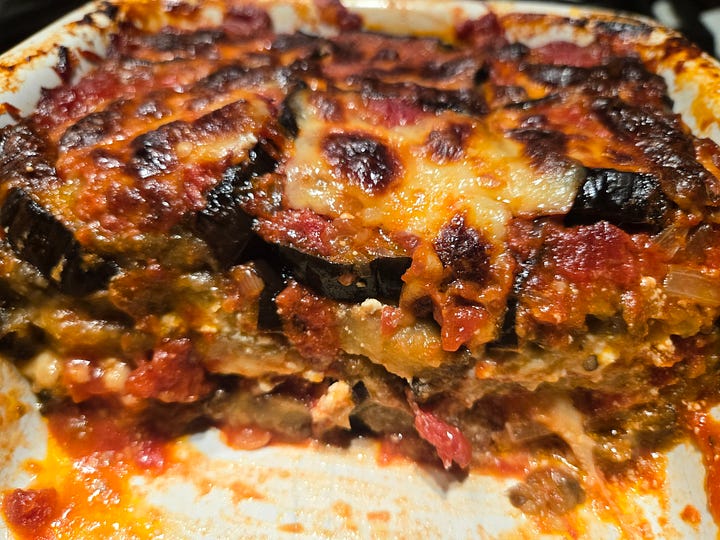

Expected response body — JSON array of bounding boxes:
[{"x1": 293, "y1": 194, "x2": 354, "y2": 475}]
[
  {"x1": 510, "y1": 127, "x2": 568, "y2": 170},
  {"x1": 59, "y1": 107, "x2": 124, "y2": 151},
  {"x1": 322, "y1": 132, "x2": 400, "y2": 195},
  {"x1": 434, "y1": 213, "x2": 491, "y2": 283},
  {"x1": 424, "y1": 123, "x2": 472, "y2": 163}
]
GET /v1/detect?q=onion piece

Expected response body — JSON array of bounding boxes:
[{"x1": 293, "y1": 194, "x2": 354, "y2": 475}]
[
  {"x1": 664, "y1": 266, "x2": 720, "y2": 306},
  {"x1": 652, "y1": 224, "x2": 688, "y2": 257},
  {"x1": 505, "y1": 419, "x2": 552, "y2": 444},
  {"x1": 230, "y1": 265, "x2": 265, "y2": 298}
]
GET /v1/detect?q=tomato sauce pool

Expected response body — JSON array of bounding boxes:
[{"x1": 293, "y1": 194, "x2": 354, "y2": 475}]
[{"x1": 2, "y1": 407, "x2": 170, "y2": 539}]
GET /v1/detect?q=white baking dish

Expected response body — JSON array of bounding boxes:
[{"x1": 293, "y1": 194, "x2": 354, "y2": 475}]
[{"x1": 0, "y1": 1, "x2": 718, "y2": 538}]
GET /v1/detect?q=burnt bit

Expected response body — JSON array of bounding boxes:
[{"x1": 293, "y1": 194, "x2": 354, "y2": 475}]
[
  {"x1": 144, "y1": 28, "x2": 225, "y2": 57},
  {"x1": 420, "y1": 56, "x2": 484, "y2": 81},
  {"x1": 434, "y1": 214, "x2": 491, "y2": 284},
  {"x1": 0, "y1": 122, "x2": 57, "y2": 189},
  {"x1": 128, "y1": 121, "x2": 184, "y2": 179},
  {"x1": 492, "y1": 85, "x2": 528, "y2": 105},
  {"x1": 565, "y1": 167, "x2": 673, "y2": 232},
  {"x1": 504, "y1": 94, "x2": 559, "y2": 111},
  {"x1": 195, "y1": 64, "x2": 280, "y2": 96},
  {"x1": 594, "y1": 19, "x2": 653, "y2": 37},
  {"x1": 356, "y1": 78, "x2": 487, "y2": 117},
  {"x1": 129, "y1": 100, "x2": 254, "y2": 179},
  {"x1": 309, "y1": 92, "x2": 344, "y2": 123},
  {"x1": 277, "y1": 84, "x2": 307, "y2": 138},
  {"x1": 424, "y1": 123, "x2": 472, "y2": 164},
  {"x1": 322, "y1": 132, "x2": 400, "y2": 195},
  {"x1": 510, "y1": 128, "x2": 568, "y2": 170},
  {"x1": 524, "y1": 58, "x2": 669, "y2": 107},
  {"x1": 497, "y1": 43, "x2": 530, "y2": 61},
  {"x1": 271, "y1": 32, "x2": 336, "y2": 60},
  {"x1": 0, "y1": 188, "x2": 117, "y2": 296},
  {"x1": 193, "y1": 141, "x2": 278, "y2": 268},
  {"x1": 524, "y1": 64, "x2": 587, "y2": 87},
  {"x1": 54, "y1": 46, "x2": 74, "y2": 85},
  {"x1": 136, "y1": 98, "x2": 171, "y2": 120},
  {"x1": 59, "y1": 107, "x2": 122, "y2": 151},
  {"x1": 417, "y1": 86, "x2": 487, "y2": 116},
  {"x1": 197, "y1": 65, "x2": 254, "y2": 94}
]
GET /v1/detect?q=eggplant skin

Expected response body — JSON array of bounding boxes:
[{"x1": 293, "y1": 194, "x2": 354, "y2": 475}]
[
  {"x1": 0, "y1": 188, "x2": 117, "y2": 296},
  {"x1": 252, "y1": 258, "x2": 285, "y2": 330},
  {"x1": 58, "y1": 249, "x2": 119, "y2": 297},
  {"x1": 277, "y1": 244, "x2": 411, "y2": 303},
  {"x1": 565, "y1": 167, "x2": 672, "y2": 231},
  {"x1": 193, "y1": 142, "x2": 278, "y2": 268},
  {"x1": 371, "y1": 256, "x2": 412, "y2": 300},
  {"x1": 278, "y1": 93, "x2": 300, "y2": 138}
]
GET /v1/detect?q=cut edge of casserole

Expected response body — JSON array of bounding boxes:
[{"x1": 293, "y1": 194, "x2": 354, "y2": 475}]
[{"x1": 1, "y1": 0, "x2": 720, "y2": 535}]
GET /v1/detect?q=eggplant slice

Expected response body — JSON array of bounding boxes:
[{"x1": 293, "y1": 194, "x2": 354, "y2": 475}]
[
  {"x1": 276, "y1": 244, "x2": 411, "y2": 304},
  {"x1": 193, "y1": 141, "x2": 278, "y2": 268},
  {"x1": 565, "y1": 167, "x2": 673, "y2": 231},
  {"x1": 0, "y1": 188, "x2": 117, "y2": 296}
]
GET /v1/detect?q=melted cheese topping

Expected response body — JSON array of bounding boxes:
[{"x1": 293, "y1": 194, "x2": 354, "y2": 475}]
[{"x1": 284, "y1": 89, "x2": 583, "y2": 249}]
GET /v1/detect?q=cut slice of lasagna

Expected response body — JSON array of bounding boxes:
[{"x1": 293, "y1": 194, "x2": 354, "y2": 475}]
[{"x1": 2, "y1": 0, "x2": 720, "y2": 519}]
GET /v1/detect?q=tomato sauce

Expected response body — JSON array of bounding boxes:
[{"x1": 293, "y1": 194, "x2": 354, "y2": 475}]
[
  {"x1": 2, "y1": 421, "x2": 169, "y2": 539},
  {"x1": 685, "y1": 409, "x2": 720, "y2": 524}
]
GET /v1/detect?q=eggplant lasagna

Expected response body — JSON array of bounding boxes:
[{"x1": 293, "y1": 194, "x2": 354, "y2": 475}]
[{"x1": 2, "y1": 0, "x2": 720, "y2": 522}]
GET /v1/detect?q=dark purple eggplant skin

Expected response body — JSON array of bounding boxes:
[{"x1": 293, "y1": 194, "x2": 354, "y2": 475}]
[
  {"x1": 0, "y1": 188, "x2": 117, "y2": 296},
  {"x1": 194, "y1": 174, "x2": 254, "y2": 268},
  {"x1": 371, "y1": 256, "x2": 412, "y2": 300},
  {"x1": 489, "y1": 259, "x2": 535, "y2": 350},
  {"x1": 1, "y1": 187, "x2": 74, "y2": 278},
  {"x1": 278, "y1": 88, "x2": 302, "y2": 138},
  {"x1": 276, "y1": 245, "x2": 368, "y2": 303},
  {"x1": 354, "y1": 77, "x2": 488, "y2": 117},
  {"x1": 193, "y1": 142, "x2": 277, "y2": 268},
  {"x1": 276, "y1": 244, "x2": 411, "y2": 304},
  {"x1": 58, "y1": 248, "x2": 119, "y2": 297},
  {"x1": 565, "y1": 167, "x2": 672, "y2": 231},
  {"x1": 278, "y1": 99, "x2": 299, "y2": 138},
  {"x1": 252, "y1": 258, "x2": 284, "y2": 330}
]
